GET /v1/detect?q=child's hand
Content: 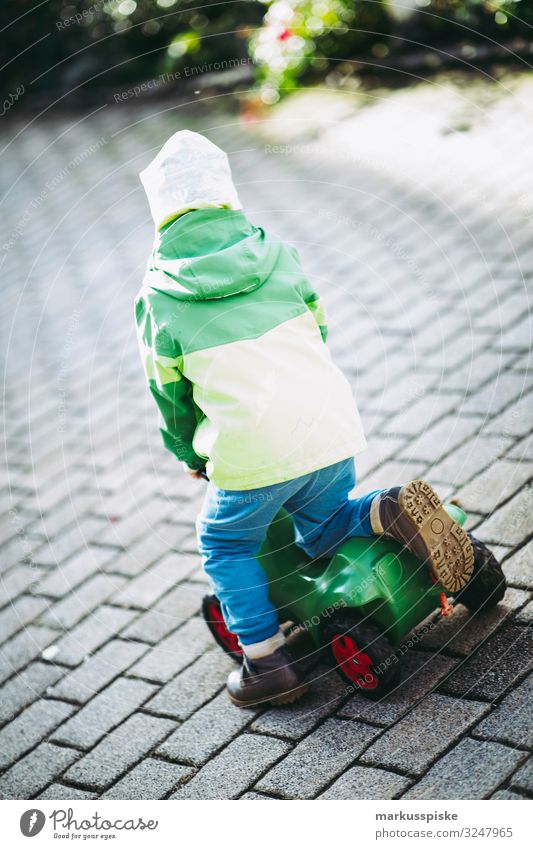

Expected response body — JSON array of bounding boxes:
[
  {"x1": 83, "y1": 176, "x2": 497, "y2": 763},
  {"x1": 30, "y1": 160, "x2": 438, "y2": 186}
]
[{"x1": 187, "y1": 467, "x2": 206, "y2": 480}]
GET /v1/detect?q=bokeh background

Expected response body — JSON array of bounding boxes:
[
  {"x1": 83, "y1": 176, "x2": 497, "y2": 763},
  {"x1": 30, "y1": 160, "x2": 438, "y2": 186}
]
[
  {"x1": 0, "y1": 1, "x2": 532, "y2": 802},
  {"x1": 3, "y1": 1, "x2": 533, "y2": 110}
]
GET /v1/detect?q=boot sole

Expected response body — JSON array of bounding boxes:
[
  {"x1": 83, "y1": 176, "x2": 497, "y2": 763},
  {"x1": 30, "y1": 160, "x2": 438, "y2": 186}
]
[
  {"x1": 398, "y1": 480, "x2": 474, "y2": 593},
  {"x1": 228, "y1": 681, "x2": 311, "y2": 709}
]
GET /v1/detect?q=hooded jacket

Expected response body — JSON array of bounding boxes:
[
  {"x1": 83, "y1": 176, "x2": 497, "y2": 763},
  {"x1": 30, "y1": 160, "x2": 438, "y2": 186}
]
[{"x1": 136, "y1": 131, "x2": 366, "y2": 490}]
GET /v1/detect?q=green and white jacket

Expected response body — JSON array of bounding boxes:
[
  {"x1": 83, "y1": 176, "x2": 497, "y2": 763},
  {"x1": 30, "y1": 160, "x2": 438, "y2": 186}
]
[{"x1": 135, "y1": 207, "x2": 367, "y2": 490}]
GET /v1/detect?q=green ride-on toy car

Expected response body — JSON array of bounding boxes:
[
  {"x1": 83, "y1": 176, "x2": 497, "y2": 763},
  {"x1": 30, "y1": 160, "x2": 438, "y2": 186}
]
[{"x1": 202, "y1": 502, "x2": 506, "y2": 700}]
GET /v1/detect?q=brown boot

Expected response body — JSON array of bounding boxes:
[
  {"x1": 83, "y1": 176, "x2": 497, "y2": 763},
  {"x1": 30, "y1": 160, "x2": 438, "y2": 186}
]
[
  {"x1": 227, "y1": 645, "x2": 310, "y2": 708},
  {"x1": 373, "y1": 480, "x2": 474, "y2": 593}
]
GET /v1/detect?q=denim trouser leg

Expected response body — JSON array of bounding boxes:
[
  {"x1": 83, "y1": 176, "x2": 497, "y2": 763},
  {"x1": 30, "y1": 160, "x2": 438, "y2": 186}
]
[
  {"x1": 197, "y1": 482, "x2": 292, "y2": 645},
  {"x1": 196, "y1": 459, "x2": 386, "y2": 646},
  {"x1": 284, "y1": 458, "x2": 383, "y2": 558}
]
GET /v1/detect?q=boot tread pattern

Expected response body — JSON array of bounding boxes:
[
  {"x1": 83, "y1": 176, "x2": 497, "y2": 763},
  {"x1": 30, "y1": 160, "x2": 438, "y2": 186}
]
[{"x1": 399, "y1": 479, "x2": 474, "y2": 593}]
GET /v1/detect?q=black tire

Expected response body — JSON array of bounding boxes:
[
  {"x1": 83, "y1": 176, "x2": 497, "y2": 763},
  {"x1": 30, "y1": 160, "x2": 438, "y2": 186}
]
[
  {"x1": 322, "y1": 613, "x2": 400, "y2": 700},
  {"x1": 201, "y1": 594, "x2": 243, "y2": 662},
  {"x1": 453, "y1": 534, "x2": 506, "y2": 612}
]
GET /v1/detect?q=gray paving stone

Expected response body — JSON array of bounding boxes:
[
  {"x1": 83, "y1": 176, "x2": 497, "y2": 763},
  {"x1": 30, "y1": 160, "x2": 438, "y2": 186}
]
[
  {"x1": 121, "y1": 581, "x2": 204, "y2": 643},
  {"x1": 0, "y1": 565, "x2": 45, "y2": 607},
  {"x1": 360, "y1": 694, "x2": 488, "y2": 775},
  {"x1": 320, "y1": 766, "x2": 412, "y2": 800},
  {"x1": 0, "y1": 742, "x2": 80, "y2": 800},
  {"x1": 251, "y1": 665, "x2": 348, "y2": 740},
  {"x1": 486, "y1": 391, "x2": 533, "y2": 438},
  {"x1": 48, "y1": 639, "x2": 149, "y2": 702},
  {"x1": 48, "y1": 605, "x2": 137, "y2": 666},
  {"x1": 256, "y1": 718, "x2": 379, "y2": 799},
  {"x1": 491, "y1": 788, "x2": 528, "y2": 800},
  {"x1": 419, "y1": 587, "x2": 529, "y2": 656},
  {"x1": 441, "y1": 625, "x2": 533, "y2": 700},
  {"x1": 354, "y1": 459, "x2": 428, "y2": 495},
  {"x1": 0, "y1": 626, "x2": 58, "y2": 685},
  {"x1": 475, "y1": 486, "x2": 533, "y2": 546},
  {"x1": 51, "y1": 678, "x2": 157, "y2": 749},
  {"x1": 23, "y1": 470, "x2": 91, "y2": 515},
  {"x1": 454, "y1": 459, "x2": 533, "y2": 515},
  {"x1": 435, "y1": 353, "x2": 505, "y2": 396},
  {"x1": 101, "y1": 533, "x2": 178, "y2": 578},
  {"x1": 97, "y1": 500, "x2": 175, "y2": 549},
  {"x1": 96, "y1": 473, "x2": 166, "y2": 519},
  {"x1": 503, "y1": 541, "x2": 533, "y2": 590},
  {"x1": 64, "y1": 713, "x2": 177, "y2": 790},
  {"x1": 397, "y1": 414, "x2": 483, "y2": 465},
  {"x1": 161, "y1": 499, "x2": 203, "y2": 527},
  {"x1": 0, "y1": 661, "x2": 66, "y2": 724},
  {"x1": 481, "y1": 292, "x2": 531, "y2": 331},
  {"x1": 0, "y1": 594, "x2": 50, "y2": 642},
  {"x1": 40, "y1": 573, "x2": 126, "y2": 629},
  {"x1": 0, "y1": 699, "x2": 75, "y2": 770},
  {"x1": 381, "y1": 393, "x2": 459, "y2": 440},
  {"x1": 111, "y1": 551, "x2": 196, "y2": 609},
  {"x1": 34, "y1": 546, "x2": 116, "y2": 598},
  {"x1": 510, "y1": 756, "x2": 533, "y2": 794},
  {"x1": 186, "y1": 564, "x2": 211, "y2": 585},
  {"x1": 175, "y1": 529, "x2": 200, "y2": 553},
  {"x1": 0, "y1": 513, "x2": 19, "y2": 548},
  {"x1": 337, "y1": 650, "x2": 457, "y2": 725},
  {"x1": 129, "y1": 617, "x2": 213, "y2": 683},
  {"x1": 403, "y1": 738, "x2": 527, "y2": 799},
  {"x1": 38, "y1": 783, "x2": 98, "y2": 800},
  {"x1": 145, "y1": 651, "x2": 234, "y2": 720},
  {"x1": 171, "y1": 733, "x2": 291, "y2": 799},
  {"x1": 474, "y1": 673, "x2": 533, "y2": 748},
  {"x1": 101, "y1": 758, "x2": 193, "y2": 799},
  {"x1": 427, "y1": 436, "x2": 507, "y2": 492},
  {"x1": 506, "y1": 433, "x2": 533, "y2": 462},
  {"x1": 360, "y1": 434, "x2": 408, "y2": 472},
  {"x1": 26, "y1": 494, "x2": 98, "y2": 539},
  {"x1": 94, "y1": 459, "x2": 148, "y2": 498},
  {"x1": 156, "y1": 690, "x2": 257, "y2": 765},
  {"x1": 32, "y1": 516, "x2": 108, "y2": 567},
  {"x1": 515, "y1": 599, "x2": 533, "y2": 624},
  {"x1": 459, "y1": 373, "x2": 528, "y2": 417},
  {"x1": 240, "y1": 791, "x2": 276, "y2": 800},
  {"x1": 498, "y1": 314, "x2": 532, "y2": 353},
  {"x1": 157, "y1": 517, "x2": 201, "y2": 548},
  {"x1": 0, "y1": 532, "x2": 40, "y2": 574}
]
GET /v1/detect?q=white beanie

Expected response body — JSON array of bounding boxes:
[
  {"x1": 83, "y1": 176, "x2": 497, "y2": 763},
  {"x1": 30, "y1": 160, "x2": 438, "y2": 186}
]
[{"x1": 139, "y1": 129, "x2": 242, "y2": 229}]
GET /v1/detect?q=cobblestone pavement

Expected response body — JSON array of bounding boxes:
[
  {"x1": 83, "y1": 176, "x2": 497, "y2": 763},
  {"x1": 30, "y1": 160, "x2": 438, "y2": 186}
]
[{"x1": 1, "y1": 80, "x2": 532, "y2": 800}]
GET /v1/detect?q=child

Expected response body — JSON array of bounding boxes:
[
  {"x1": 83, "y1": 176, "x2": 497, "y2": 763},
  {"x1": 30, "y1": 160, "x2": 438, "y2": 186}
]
[{"x1": 136, "y1": 130, "x2": 474, "y2": 708}]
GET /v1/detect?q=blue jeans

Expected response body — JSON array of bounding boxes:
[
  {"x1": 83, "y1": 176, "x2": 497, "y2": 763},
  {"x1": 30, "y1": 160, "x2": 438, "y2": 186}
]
[{"x1": 196, "y1": 458, "x2": 384, "y2": 645}]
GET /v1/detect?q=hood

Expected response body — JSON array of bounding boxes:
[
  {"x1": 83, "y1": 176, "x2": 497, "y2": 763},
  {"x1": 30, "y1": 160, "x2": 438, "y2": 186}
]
[
  {"x1": 145, "y1": 208, "x2": 282, "y2": 301},
  {"x1": 139, "y1": 129, "x2": 242, "y2": 230}
]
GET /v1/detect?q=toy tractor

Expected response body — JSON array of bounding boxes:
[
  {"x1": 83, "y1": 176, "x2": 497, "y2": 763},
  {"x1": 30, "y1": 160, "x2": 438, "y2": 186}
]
[{"x1": 202, "y1": 503, "x2": 506, "y2": 699}]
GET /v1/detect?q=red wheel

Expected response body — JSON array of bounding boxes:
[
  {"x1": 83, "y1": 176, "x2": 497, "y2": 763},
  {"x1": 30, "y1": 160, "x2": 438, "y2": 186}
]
[
  {"x1": 331, "y1": 633, "x2": 379, "y2": 690},
  {"x1": 202, "y1": 595, "x2": 243, "y2": 662},
  {"x1": 322, "y1": 613, "x2": 400, "y2": 700}
]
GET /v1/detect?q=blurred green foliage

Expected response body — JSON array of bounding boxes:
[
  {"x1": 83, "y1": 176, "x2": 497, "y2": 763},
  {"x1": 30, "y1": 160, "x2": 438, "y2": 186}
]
[
  {"x1": 251, "y1": 1, "x2": 533, "y2": 101},
  {"x1": 1, "y1": 1, "x2": 531, "y2": 108}
]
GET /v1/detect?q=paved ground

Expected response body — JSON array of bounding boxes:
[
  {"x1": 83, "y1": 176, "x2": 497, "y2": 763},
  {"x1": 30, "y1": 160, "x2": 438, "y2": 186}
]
[{"x1": 0, "y1": 76, "x2": 532, "y2": 800}]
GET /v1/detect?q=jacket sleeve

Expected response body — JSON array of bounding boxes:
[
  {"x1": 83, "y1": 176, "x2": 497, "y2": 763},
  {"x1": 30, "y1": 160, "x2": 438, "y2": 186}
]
[
  {"x1": 136, "y1": 298, "x2": 206, "y2": 470},
  {"x1": 304, "y1": 291, "x2": 327, "y2": 342},
  {"x1": 288, "y1": 244, "x2": 328, "y2": 342}
]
